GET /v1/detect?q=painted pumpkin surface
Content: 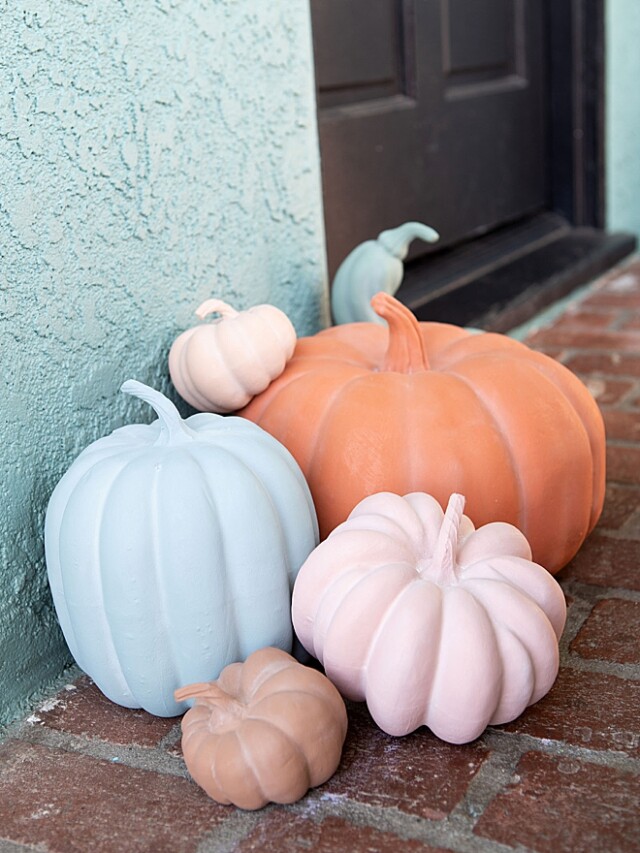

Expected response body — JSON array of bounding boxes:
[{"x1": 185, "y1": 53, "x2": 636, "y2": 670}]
[
  {"x1": 45, "y1": 381, "x2": 318, "y2": 716},
  {"x1": 293, "y1": 492, "x2": 567, "y2": 744},
  {"x1": 241, "y1": 293, "x2": 605, "y2": 573},
  {"x1": 169, "y1": 298, "x2": 296, "y2": 413},
  {"x1": 175, "y1": 647, "x2": 347, "y2": 810}
]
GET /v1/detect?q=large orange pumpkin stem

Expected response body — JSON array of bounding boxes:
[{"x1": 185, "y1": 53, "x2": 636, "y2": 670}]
[{"x1": 371, "y1": 292, "x2": 430, "y2": 373}]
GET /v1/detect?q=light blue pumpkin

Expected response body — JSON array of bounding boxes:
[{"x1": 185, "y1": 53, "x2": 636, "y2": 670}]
[
  {"x1": 331, "y1": 221, "x2": 439, "y2": 325},
  {"x1": 44, "y1": 380, "x2": 319, "y2": 717}
]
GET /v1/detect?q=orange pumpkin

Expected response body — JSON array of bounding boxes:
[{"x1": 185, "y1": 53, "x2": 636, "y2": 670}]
[{"x1": 240, "y1": 293, "x2": 605, "y2": 574}]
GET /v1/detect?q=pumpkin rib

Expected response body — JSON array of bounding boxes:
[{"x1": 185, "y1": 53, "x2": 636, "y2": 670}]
[
  {"x1": 511, "y1": 351, "x2": 605, "y2": 533},
  {"x1": 460, "y1": 576, "x2": 560, "y2": 702},
  {"x1": 442, "y1": 367, "x2": 525, "y2": 530},
  {"x1": 367, "y1": 578, "x2": 445, "y2": 715},
  {"x1": 240, "y1": 713, "x2": 313, "y2": 785},
  {"x1": 448, "y1": 357, "x2": 594, "y2": 568},
  {"x1": 241, "y1": 654, "x2": 299, "y2": 702},
  {"x1": 94, "y1": 453, "x2": 160, "y2": 707},
  {"x1": 425, "y1": 585, "x2": 504, "y2": 742},
  {"x1": 190, "y1": 444, "x2": 291, "y2": 663},
  {"x1": 418, "y1": 328, "x2": 496, "y2": 368},
  {"x1": 248, "y1": 687, "x2": 343, "y2": 728},
  {"x1": 461, "y1": 556, "x2": 566, "y2": 639},
  {"x1": 304, "y1": 372, "x2": 379, "y2": 491},
  {"x1": 242, "y1": 363, "x2": 365, "y2": 428},
  {"x1": 223, "y1": 728, "x2": 263, "y2": 809},
  {"x1": 172, "y1": 332, "x2": 214, "y2": 412},
  {"x1": 217, "y1": 312, "x2": 272, "y2": 395},
  {"x1": 196, "y1": 329, "x2": 250, "y2": 410},
  {"x1": 59, "y1": 454, "x2": 137, "y2": 698},
  {"x1": 486, "y1": 621, "x2": 537, "y2": 724},
  {"x1": 193, "y1": 729, "x2": 233, "y2": 805},
  {"x1": 317, "y1": 564, "x2": 417, "y2": 698},
  {"x1": 149, "y1": 458, "x2": 179, "y2": 716},
  {"x1": 235, "y1": 718, "x2": 310, "y2": 807},
  {"x1": 314, "y1": 561, "x2": 414, "y2": 660},
  {"x1": 194, "y1": 439, "x2": 306, "y2": 595},
  {"x1": 460, "y1": 575, "x2": 554, "y2": 642}
]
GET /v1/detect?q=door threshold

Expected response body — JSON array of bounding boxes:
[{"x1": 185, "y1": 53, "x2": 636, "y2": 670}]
[{"x1": 396, "y1": 215, "x2": 637, "y2": 331}]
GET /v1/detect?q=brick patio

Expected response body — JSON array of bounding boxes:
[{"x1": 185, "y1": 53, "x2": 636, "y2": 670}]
[{"x1": 1, "y1": 259, "x2": 639, "y2": 853}]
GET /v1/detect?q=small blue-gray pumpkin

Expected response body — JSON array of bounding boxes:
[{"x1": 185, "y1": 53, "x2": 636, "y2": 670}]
[{"x1": 45, "y1": 380, "x2": 319, "y2": 717}]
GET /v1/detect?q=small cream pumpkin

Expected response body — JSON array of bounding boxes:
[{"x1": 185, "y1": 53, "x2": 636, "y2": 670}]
[
  {"x1": 292, "y1": 491, "x2": 567, "y2": 744},
  {"x1": 169, "y1": 298, "x2": 296, "y2": 413}
]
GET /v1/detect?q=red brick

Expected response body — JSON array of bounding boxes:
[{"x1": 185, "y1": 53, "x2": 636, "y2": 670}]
[
  {"x1": 586, "y1": 292, "x2": 640, "y2": 310},
  {"x1": 502, "y1": 668, "x2": 640, "y2": 755},
  {"x1": 581, "y1": 376, "x2": 636, "y2": 406},
  {"x1": 564, "y1": 352, "x2": 640, "y2": 378},
  {"x1": 560, "y1": 533, "x2": 640, "y2": 590},
  {"x1": 233, "y1": 814, "x2": 452, "y2": 853},
  {"x1": 597, "y1": 484, "x2": 640, "y2": 530},
  {"x1": 570, "y1": 598, "x2": 640, "y2": 665},
  {"x1": 526, "y1": 328, "x2": 640, "y2": 352},
  {"x1": 549, "y1": 308, "x2": 620, "y2": 331},
  {"x1": 0, "y1": 740, "x2": 228, "y2": 853},
  {"x1": 31, "y1": 676, "x2": 178, "y2": 748},
  {"x1": 619, "y1": 315, "x2": 640, "y2": 332},
  {"x1": 322, "y1": 703, "x2": 489, "y2": 820},
  {"x1": 602, "y1": 410, "x2": 640, "y2": 442},
  {"x1": 607, "y1": 444, "x2": 640, "y2": 485},
  {"x1": 474, "y1": 751, "x2": 640, "y2": 853}
]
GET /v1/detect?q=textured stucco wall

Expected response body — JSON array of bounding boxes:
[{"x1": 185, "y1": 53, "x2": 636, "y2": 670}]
[
  {"x1": 0, "y1": 0, "x2": 327, "y2": 726},
  {"x1": 606, "y1": 0, "x2": 640, "y2": 237}
]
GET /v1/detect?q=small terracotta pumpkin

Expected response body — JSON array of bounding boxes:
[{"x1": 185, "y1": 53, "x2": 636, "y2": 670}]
[
  {"x1": 45, "y1": 381, "x2": 318, "y2": 717},
  {"x1": 240, "y1": 292, "x2": 605, "y2": 573},
  {"x1": 175, "y1": 647, "x2": 348, "y2": 810},
  {"x1": 292, "y1": 492, "x2": 567, "y2": 744},
  {"x1": 169, "y1": 298, "x2": 296, "y2": 413}
]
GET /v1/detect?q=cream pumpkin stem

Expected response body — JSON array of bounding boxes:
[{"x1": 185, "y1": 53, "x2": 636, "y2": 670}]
[
  {"x1": 371, "y1": 293, "x2": 431, "y2": 373},
  {"x1": 195, "y1": 298, "x2": 240, "y2": 321},
  {"x1": 121, "y1": 380, "x2": 194, "y2": 446},
  {"x1": 429, "y1": 494, "x2": 466, "y2": 584}
]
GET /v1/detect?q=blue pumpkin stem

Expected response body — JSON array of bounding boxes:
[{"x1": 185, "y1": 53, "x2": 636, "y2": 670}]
[
  {"x1": 121, "y1": 380, "x2": 193, "y2": 445},
  {"x1": 377, "y1": 222, "x2": 439, "y2": 260}
]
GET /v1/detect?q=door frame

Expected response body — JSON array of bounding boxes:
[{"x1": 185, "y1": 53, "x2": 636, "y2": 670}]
[{"x1": 548, "y1": 0, "x2": 604, "y2": 228}]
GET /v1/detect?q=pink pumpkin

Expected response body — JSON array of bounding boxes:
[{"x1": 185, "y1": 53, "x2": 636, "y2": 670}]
[{"x1": 292, "y1": 492, "x2": 567, "y2": 744}]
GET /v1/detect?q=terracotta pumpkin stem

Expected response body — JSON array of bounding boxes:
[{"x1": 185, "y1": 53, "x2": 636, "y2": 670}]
[
  {"x1": 121, "y1": 380, "x2": 194, "y2": 446},
  {"x1": 195, "y1": 299, "x2": 240, "y2": 321},
  {"x1": 371, "y1": 293, "x2": 431, "y2": 373},
  {"x1": 430, "y1": 494, "x2": 465, "y2": 584},
  {"x1": 174, "y1": 681, "x2": 243, "y2": 711}
]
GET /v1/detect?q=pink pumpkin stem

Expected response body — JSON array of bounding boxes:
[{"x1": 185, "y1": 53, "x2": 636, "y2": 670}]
[
  {"x1": 370, "y1": 292, "x2": 431, "y2": 374},
  {"x1": 429, "y1": 493, "x2": 466, "y2": 584},
  {"x1": 195, "y1": 298, "x2": 240, "y2": 321}
]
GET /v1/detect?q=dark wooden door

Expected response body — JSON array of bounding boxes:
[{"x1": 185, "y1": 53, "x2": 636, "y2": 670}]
[{"x1": 311, "y1": 0, "x2": 547, "y2": 276}]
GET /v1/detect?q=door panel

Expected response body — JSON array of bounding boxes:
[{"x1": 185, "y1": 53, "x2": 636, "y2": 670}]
[{"x1": 311, "y1": 0, "x2": 547, "y2": 276}]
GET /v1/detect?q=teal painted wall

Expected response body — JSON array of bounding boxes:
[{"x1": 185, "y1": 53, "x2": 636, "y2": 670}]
[
  {"x1": 606, "y1": 0, "x2": 640, "y2": 237},
  {"x1": 0, "y1": 0, "x2": 327, "y2": 725}
]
